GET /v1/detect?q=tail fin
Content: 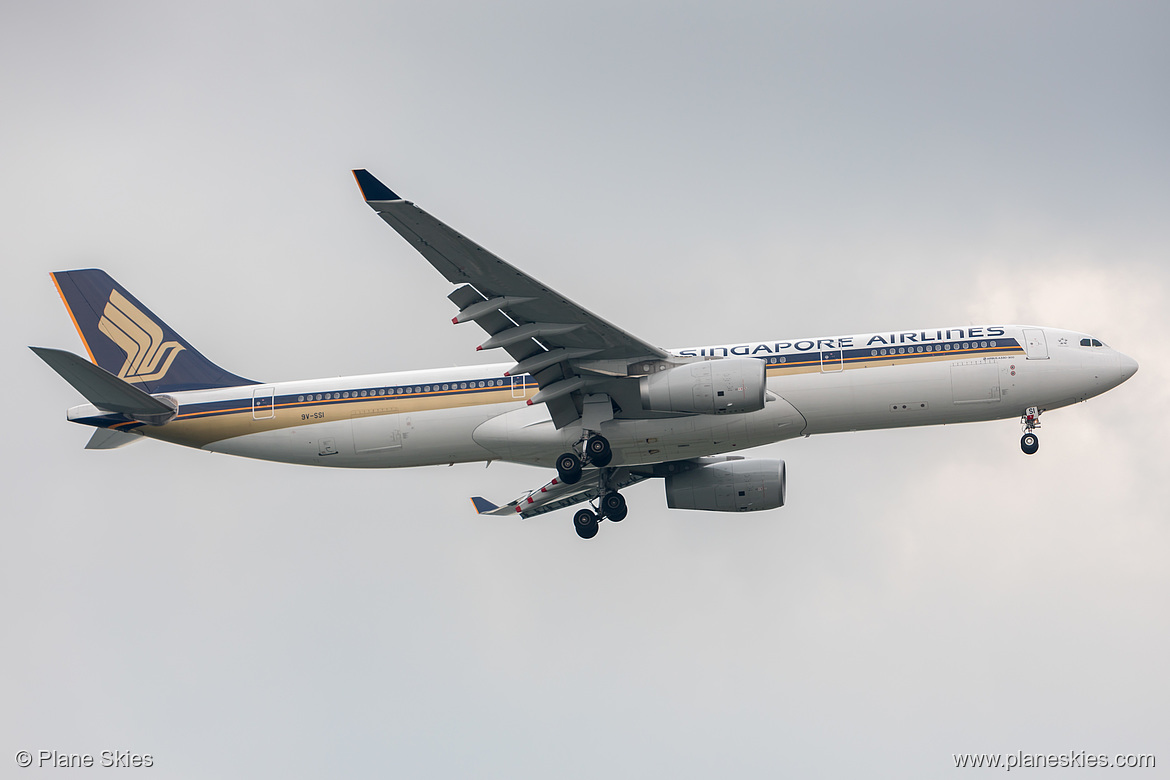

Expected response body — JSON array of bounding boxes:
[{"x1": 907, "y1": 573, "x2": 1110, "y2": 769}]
[{"x1": 50, "y1": 269, "x2": 257, "y2": 393}]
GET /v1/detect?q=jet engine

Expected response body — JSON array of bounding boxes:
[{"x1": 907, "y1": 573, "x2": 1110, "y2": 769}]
[
  {"x1": 664, "y1": 457, "x2": 786, "y2": 512},
  {"x1": 640, "y1": 358, "x2": 766, "y2": 415}
]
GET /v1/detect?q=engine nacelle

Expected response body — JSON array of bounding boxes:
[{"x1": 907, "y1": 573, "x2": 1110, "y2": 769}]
[
  {"x1": 640, "y1": 358, "x2": 766, "y2": 415},
  {"x1": 664, "y1": 457, "x2": 786, "y2": 512}
]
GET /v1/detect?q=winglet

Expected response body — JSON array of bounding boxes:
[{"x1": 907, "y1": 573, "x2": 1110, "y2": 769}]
[
  {"x1": 470, "y1": 496, "x2": 499, "y2": 514},
  {"x1": 352, "y1": 169, "x2": 402, "y2": 202}
]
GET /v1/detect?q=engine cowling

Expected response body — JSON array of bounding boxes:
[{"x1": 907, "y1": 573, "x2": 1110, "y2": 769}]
[
  {"x1": 640, "y1": 358, "x2": 766, "y2": 415},
  {"x1": 664, "y1": 457, "x2": 786, "y2": 512}
]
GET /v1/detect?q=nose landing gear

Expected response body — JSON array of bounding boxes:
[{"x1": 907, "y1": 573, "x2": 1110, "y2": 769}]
[
  {"x1": 1021, "y1": 432, "x2": 1040, "y2": 455},
  {"x1": 1020, "y1": 406, "x2": 1042, "y2": 455}
]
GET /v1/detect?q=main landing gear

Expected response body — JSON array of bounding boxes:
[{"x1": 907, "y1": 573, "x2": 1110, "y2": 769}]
[
  {"x1": 601, "y1": 491, "x2": 627, "y2": 522},
  {"x1": 563, "y1": 434, "x2": 626, "y2": 539},
  {"x1": 574, "y1": 508, "x2": 599, "y2": 539},
  {"x1": 1020, "y1": 406, "x2": 1041, "y2": 455},
  {"x1": 572, "y1": 490, "x2": 627, "y2": 540},
  {"x1": 555, "y1": 434, "x2": 611, "y2": 484},
  {"x1": 556, "y1": 452, "x2": 584, "y2": 484}
]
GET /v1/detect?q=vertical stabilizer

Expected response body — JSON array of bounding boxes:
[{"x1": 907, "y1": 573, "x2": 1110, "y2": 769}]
[{"x1": 50, "y1": 269, "x2": 257, "y2": 393}]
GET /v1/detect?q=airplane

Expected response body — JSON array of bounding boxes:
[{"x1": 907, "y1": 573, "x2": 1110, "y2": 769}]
[{"x1": 32, "y1": 170, "x2": 1139, "y2": 539}]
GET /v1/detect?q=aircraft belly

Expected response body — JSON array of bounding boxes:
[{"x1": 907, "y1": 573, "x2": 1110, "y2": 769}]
[
  {"x1": 206, "y1": 406, "x2": 498, "y2": 468},
  {"x1": 780, "y1": 360, "x2": 965, "y2": 434},
  {"x1": 1013, "y1": 352, "x2": 1108, "y2": 409},
  {"x1": 472, "y1": 394, "x2": 806, "y2": 467},
  {"x1": 472, "y1": 403, "x2": 581, "y2": 466},
  {"x1": 777, "y1": 355, "x2": 1105, "y2": 434}
]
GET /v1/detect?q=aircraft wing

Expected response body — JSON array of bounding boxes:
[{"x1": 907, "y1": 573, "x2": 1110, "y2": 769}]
[
  {"x1": 354, "y1": 170, "x2": 671, "y2": 428},
  {"x1": 470, "y1": 467, "x2": 650, "y2": 519}
]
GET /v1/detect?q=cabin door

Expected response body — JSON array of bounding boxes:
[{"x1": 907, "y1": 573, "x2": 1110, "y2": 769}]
[
  {"x1": 252, "y1": 387, "x2": 275, "y2": 419},
  {"x1": 820, "y1": 349, "x2": 843, "y2": 372},
  {"x1": 1022, "y1": 328, "x2": 1049, "y2": 360}
]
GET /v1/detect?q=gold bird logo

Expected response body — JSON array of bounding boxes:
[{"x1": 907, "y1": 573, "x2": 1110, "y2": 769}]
[{"x1": 97, "y1": 289, "x2": 185, "y2": 382}]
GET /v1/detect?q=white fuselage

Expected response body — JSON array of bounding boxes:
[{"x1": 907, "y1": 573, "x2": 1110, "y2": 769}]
[{"x1": 72, "y1": 325, "x2": 1134, "y2": 469}]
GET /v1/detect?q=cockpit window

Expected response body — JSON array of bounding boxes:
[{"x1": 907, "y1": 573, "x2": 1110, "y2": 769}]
[{"x1": 1080, "y1": 338, "x2": 1106, "y2": 347}]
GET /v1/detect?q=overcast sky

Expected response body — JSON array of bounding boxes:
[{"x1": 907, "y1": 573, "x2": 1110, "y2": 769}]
[{"x1": 3, "y1": 2, "x2": 1168, "y2": 777}]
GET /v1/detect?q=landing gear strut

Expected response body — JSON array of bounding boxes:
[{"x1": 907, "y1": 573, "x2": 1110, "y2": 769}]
[
  {"x1": 570, "y1": 458, "x2": 628, "y2": 539},
  {"x1": 1020, "y1": 406, "x2": 1041, "y2": 455}
]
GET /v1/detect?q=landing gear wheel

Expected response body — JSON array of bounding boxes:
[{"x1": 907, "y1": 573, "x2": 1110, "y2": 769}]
[
  {"x1": 586, "y1": 435, "x2": 612, "y2": 467},
  {"x1": 601, "y1": 491, "x2": 626, "y2": 521},
  {"x1": 1021, "y1": 432, "x2": 1040, "y2": 455},
  {"x1": 557, "y1": 452, "x2": 583, "y2": 484},
  {"x1": 574, "y1": 508, "x2": 599, "y2": 539}
]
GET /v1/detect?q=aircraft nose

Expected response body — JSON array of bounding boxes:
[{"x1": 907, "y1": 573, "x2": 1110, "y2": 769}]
[{"x1": 1118, "y1": 353, "x2": 1139, "y2": 383}]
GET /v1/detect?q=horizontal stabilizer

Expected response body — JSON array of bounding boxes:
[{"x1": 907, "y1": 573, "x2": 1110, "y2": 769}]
[
  {"x1": 470, "y1": 496, "x2": 502, "y2": 515},
  {"x1": 31, "y1": 347, "x2": 177, "y2": 425},
  {"x1": 86, "y1": 428, "x2": 144, "y2": 450}
]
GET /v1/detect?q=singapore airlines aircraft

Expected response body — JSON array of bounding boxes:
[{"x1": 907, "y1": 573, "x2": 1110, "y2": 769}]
[{"x1": 33, "y1": 170, "x2": 1139, "y2": 538}]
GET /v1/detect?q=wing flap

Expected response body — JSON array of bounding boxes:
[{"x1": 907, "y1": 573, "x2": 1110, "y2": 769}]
[
  {"x1": 448, "y1": 284, "x2": 544, "y2": 364},
  {"x1": 472, "y1": 467, "x2": 651, "y2": 519}
]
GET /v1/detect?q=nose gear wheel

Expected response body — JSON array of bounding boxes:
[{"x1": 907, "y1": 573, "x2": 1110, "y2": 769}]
[{"x1": 1021, "y1": 432, "x2": 1039, "y2": 455}]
